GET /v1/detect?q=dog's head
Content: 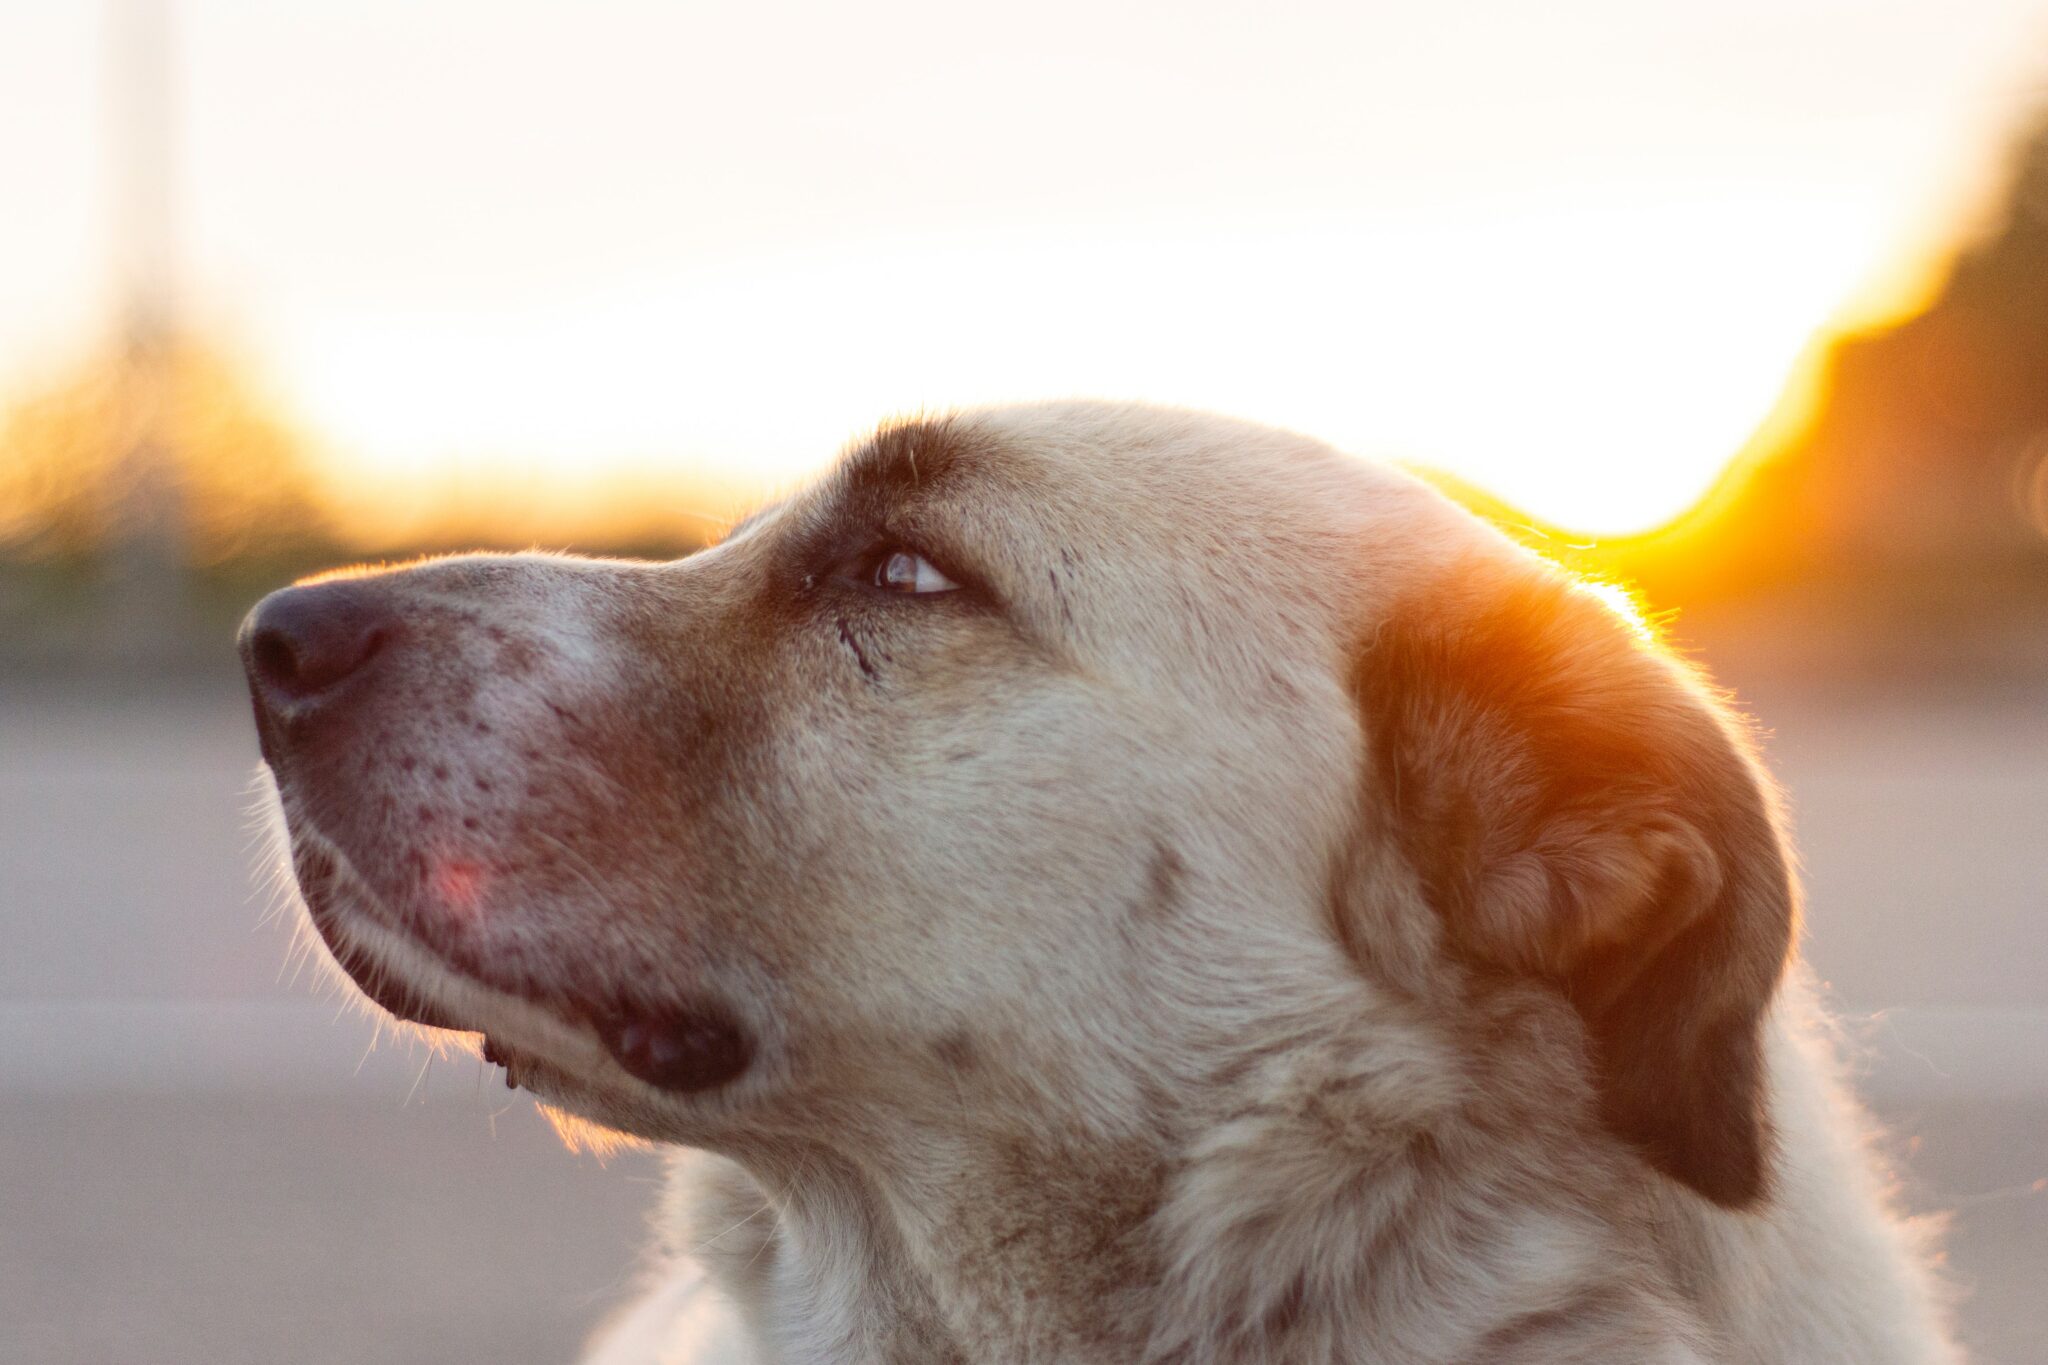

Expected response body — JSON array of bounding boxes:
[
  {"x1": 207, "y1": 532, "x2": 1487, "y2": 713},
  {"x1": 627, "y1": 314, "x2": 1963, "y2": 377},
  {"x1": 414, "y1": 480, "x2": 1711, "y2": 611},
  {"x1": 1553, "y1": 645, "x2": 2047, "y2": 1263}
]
[{"x1": 243, "y1": 402, "x2": 1793, "y2": 1209}]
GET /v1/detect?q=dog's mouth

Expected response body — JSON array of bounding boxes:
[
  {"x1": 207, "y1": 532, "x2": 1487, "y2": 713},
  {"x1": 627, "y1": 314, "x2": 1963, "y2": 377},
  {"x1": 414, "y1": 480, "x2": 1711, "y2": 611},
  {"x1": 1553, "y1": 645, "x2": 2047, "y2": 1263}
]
[{"x1": 287, "y1": 829, "x2": 753, "y2": 1098}]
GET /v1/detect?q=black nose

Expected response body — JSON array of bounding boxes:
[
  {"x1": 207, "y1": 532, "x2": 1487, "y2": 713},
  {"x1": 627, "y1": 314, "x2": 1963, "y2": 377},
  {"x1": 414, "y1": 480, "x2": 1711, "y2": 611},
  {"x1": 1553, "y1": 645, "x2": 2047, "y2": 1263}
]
[{"x1": 239, "y1": 582, "x2": 396, "y2": 709}]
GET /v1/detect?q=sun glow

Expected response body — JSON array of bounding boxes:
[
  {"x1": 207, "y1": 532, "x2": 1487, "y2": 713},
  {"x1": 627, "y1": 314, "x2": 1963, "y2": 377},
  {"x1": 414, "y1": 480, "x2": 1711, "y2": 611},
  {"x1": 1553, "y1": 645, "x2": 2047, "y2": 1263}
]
[
  {"x1": 281, "y1": 186, "x2": 1896, "y2": 541},
  {"x1": 1576, "y1": 579, "x2": 1660, "y2": 644}
]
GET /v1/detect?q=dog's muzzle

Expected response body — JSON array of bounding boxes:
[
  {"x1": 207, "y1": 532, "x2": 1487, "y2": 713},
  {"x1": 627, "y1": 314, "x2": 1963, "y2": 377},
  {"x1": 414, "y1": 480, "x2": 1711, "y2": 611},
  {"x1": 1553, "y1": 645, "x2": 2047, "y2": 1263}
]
[{"x1": 238, "y1": 578, "x2": 756, "y2": 1098}]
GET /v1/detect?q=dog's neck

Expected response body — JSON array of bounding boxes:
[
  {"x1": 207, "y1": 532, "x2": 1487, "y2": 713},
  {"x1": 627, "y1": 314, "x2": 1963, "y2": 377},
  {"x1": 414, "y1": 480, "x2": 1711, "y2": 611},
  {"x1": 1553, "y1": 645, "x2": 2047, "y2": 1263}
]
[
  {"x1": 691, "y1": 985, "x2": 1689, "y2": 1365},
  {"x1": 695, "y1": 1121, "x2": 1167, "y2": 1364}
]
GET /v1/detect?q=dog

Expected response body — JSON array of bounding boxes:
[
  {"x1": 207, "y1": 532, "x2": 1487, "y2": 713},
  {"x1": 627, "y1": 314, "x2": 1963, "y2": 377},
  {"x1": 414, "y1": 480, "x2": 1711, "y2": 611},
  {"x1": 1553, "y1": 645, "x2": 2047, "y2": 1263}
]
[{"x1": 242, "y1": 402, "x2": 1957, "y2": 1363}]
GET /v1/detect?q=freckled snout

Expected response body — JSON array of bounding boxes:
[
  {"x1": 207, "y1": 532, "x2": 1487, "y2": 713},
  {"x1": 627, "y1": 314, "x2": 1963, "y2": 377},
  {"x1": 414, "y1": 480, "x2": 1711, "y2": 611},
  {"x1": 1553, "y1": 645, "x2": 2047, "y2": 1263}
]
[{"x1": 242, "y1": 554, "x2": 768, "y2": 1101}]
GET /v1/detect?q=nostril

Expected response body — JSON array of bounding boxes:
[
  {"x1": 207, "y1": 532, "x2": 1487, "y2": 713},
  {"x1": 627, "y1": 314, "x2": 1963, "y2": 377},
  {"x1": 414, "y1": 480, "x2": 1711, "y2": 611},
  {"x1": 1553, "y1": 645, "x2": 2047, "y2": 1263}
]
[
  {"x1": 250, "y1": 627, "x2": 304, "y2": 692},
  {"x1": 241, "y1": 584, "x2": 396, "y2": 706}
]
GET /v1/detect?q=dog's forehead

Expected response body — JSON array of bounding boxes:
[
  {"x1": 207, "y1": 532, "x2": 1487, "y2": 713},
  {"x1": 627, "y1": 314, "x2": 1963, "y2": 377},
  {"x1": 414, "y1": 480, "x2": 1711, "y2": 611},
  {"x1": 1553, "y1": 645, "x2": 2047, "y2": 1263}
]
[
  {"x1": 829, "y1": 402, "x2": 1448, "y2": 549},
  {"x1": 948, "y1": 403, "x2": 1476, "y2": 592}
]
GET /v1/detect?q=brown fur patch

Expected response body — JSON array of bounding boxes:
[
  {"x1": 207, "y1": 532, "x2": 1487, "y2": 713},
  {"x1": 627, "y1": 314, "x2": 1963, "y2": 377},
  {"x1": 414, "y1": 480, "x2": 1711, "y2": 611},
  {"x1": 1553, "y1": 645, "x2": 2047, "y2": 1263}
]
[
  {"x1": 934, "y1": 1029, "x2": 980, "y2": 1073},
  {"x1": 1134, "y1": 842, "x2": 1189, "y2": 925},
  {"x1": 1351, "y1": 555, "x2": 1796, "y2": 1207}
]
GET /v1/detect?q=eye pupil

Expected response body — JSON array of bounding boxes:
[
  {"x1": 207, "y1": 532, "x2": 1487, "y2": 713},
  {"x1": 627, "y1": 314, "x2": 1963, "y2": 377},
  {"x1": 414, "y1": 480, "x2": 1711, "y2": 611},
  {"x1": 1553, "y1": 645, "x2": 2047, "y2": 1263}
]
[{"x1": 877, "y1": 551, "x2": 921, "y2": 590}]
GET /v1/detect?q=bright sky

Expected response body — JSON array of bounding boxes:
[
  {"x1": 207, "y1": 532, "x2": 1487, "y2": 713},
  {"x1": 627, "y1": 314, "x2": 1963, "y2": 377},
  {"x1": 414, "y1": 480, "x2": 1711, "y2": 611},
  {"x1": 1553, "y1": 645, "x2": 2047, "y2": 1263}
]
[{"x1": 3, "y1": 1, "x2": 2046, "y2": 534}]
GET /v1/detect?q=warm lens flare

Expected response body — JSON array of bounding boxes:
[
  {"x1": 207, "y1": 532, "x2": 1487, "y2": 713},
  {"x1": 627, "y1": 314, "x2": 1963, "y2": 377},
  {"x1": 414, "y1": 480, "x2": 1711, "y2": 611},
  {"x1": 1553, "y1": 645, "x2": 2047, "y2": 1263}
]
[{"x1": 429, "y1": 857, "x2": 489, "y2": 923}]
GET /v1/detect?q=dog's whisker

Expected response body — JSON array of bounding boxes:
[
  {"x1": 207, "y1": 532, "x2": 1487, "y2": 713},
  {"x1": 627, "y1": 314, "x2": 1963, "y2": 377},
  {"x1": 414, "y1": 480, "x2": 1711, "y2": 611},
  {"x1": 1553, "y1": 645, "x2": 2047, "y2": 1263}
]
[
  {"x1": 690, "y1": 1197, "x2": 773, "y2": 1254},
  {"x1": 524, "y1": 827, "x2": 638, "y2": 930},
  {"x1": 403, "y1": 1050, "x2": 434, "y2": 1107}
]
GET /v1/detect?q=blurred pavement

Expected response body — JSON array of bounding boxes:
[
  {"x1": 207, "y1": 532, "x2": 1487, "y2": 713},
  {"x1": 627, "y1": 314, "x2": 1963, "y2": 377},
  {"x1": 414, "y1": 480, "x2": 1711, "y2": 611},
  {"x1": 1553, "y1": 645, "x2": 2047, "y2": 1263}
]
[{"x1": 1, "y1": 671, "x2": 2043, "y2": 1363}]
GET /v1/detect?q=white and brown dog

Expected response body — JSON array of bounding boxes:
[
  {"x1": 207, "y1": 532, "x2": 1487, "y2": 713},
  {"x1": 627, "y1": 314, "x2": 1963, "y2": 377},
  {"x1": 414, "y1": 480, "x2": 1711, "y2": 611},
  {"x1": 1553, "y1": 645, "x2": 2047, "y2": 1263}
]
[{"x1": 242, "y1": 403, "x2": 1956, "y2": 1363}]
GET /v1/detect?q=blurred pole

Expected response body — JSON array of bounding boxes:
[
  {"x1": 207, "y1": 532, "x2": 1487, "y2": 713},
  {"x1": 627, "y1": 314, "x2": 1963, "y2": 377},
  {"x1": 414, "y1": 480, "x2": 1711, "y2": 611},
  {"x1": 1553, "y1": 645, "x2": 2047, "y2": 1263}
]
[{"x1": 105, "y1": 0, "x2": 188, "y2": 658}]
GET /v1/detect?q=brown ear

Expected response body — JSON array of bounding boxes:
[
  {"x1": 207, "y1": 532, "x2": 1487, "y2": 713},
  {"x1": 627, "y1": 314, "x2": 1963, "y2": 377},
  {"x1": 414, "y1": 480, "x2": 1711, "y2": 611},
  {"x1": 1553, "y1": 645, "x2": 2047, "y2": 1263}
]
[{"x1": 1353, "y1": 556, "x2": 1796, "y2": 1207}]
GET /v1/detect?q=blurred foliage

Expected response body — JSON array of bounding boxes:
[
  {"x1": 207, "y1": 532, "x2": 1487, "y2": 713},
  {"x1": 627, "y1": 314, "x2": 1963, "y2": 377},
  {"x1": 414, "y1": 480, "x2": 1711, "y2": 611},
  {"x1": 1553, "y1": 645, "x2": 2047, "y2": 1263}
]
[
  {"x1": 1564, "y1": 106, "x2": 2048, "y2": 609},
  {"x1": 0, "y1": 334, "x2": 332, "y2": 569}
]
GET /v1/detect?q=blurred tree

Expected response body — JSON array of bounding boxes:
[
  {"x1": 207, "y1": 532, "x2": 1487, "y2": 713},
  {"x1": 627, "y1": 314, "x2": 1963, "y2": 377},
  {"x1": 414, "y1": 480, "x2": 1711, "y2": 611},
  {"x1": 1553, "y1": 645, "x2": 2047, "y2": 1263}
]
[
  {"x1": 0, "y1": 334, "x2": 330, "y2": 570},
  {"x1": 1769, "y1": 109, "x2": 2048, "y2": 575},
  {"x1": 1554, "y1": 105, "x2": 2048, "y2": 610}
]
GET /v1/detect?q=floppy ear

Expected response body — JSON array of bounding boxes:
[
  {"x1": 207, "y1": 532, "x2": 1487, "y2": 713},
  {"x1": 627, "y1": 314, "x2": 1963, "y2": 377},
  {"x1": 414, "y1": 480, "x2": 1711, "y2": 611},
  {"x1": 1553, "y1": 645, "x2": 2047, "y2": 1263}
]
[{"x1": 1352, "y1": 554, "x2": 1796, "y2": 1208}]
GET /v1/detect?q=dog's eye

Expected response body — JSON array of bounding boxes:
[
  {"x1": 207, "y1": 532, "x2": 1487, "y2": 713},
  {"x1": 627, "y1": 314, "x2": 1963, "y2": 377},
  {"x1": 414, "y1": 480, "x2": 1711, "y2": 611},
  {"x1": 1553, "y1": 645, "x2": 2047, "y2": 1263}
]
[{"x1": 851, "y1": 547, "x2": 961, "y2": 595}]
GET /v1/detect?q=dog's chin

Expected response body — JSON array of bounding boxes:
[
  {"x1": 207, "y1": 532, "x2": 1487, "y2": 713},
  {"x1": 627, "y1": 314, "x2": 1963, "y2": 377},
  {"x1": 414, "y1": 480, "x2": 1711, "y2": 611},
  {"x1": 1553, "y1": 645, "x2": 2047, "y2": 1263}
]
[{"x1": 280, "y1": 822, "x2": 756, "y2": 1112}]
